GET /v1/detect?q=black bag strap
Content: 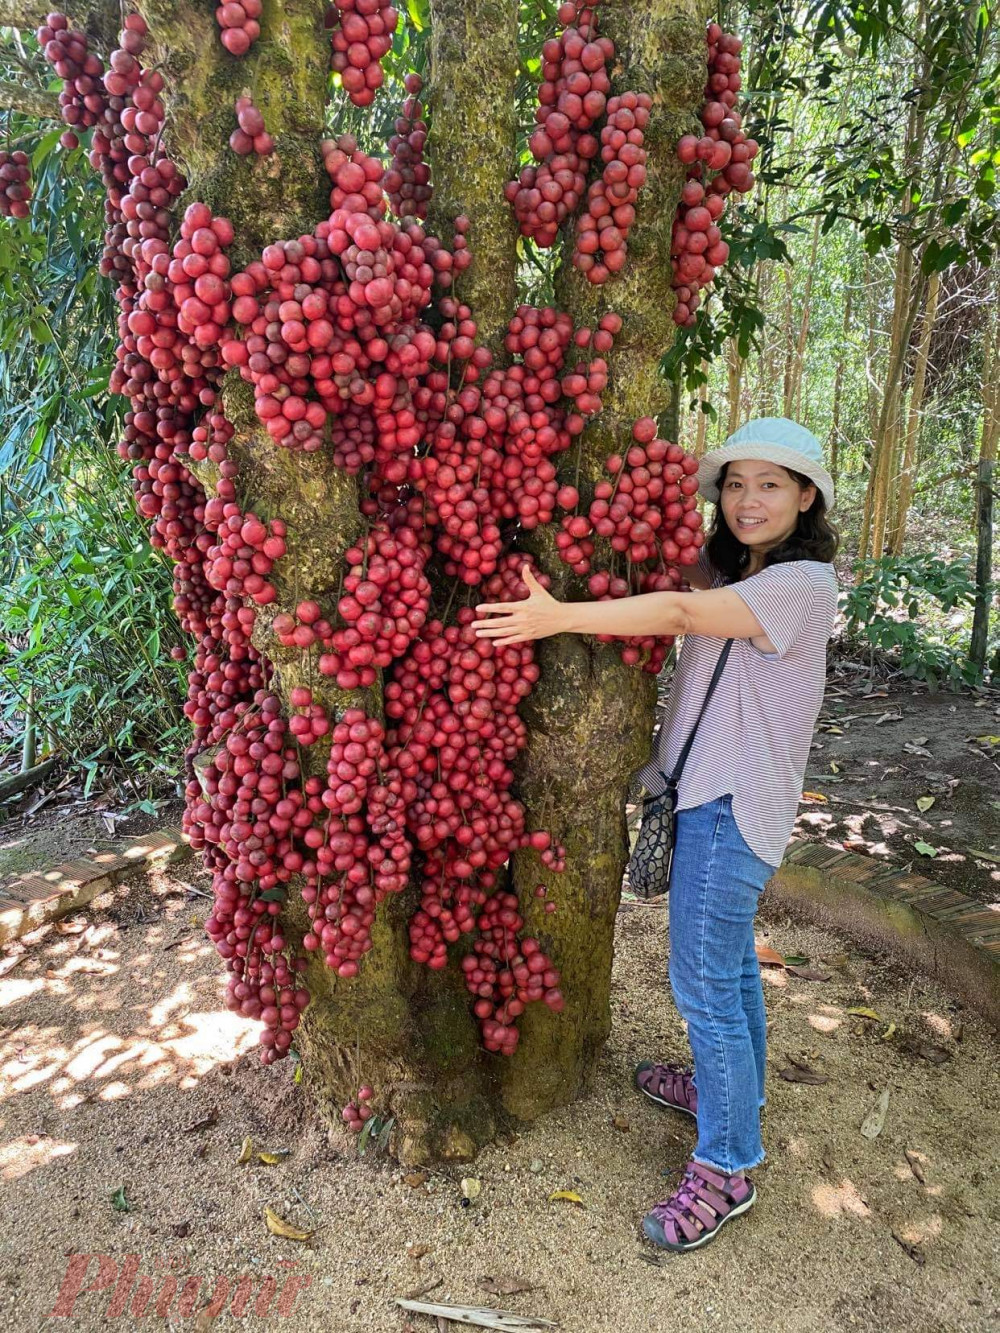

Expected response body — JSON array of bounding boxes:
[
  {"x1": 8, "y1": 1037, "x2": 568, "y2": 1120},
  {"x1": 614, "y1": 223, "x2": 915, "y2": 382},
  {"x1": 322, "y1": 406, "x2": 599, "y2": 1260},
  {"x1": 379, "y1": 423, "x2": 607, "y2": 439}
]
[{"x1": 661, "y1": 638, "x2": 733, "y2": 789}]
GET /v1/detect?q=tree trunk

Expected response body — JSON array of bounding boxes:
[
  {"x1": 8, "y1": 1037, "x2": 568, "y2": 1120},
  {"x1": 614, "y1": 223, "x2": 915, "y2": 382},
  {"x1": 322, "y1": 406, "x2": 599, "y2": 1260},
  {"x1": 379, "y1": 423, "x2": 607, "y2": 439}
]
[
  {"x1": 132, "y1": 0, "x2": 708, "y2": 1163},
  {"x1": 970, "y1": 281, "x2": 999, "y2": 672},
  {"x1": 828, "y1": 283, "x2": 852, "y2": 484},
  {"x1": 726, "y1": 337, "x2": 742, "y2": 435},
  {"x1": 503, "y1": 0, "x2": 708, "y2": 1126},
  {"x1": 888, "y1": 269, "x2": 940, "y2": 554},
  {"x1": 788, "y1": 214, "x2": 820, "y2": 421}
]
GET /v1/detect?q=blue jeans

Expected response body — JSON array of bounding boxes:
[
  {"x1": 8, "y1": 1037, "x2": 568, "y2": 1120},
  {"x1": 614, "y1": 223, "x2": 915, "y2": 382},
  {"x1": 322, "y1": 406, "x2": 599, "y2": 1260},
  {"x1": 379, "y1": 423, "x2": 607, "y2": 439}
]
[{"x1": 667, "y1": 794, "x2": 777, "y2": 1175}]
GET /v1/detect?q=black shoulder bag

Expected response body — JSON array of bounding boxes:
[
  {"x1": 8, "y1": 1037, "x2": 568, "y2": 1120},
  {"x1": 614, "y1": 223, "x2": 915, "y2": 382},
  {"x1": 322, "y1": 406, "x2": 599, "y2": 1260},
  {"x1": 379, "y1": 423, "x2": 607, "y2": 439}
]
[{"x1": 626, "y1": 639, "x2": 733, "y2": 899}]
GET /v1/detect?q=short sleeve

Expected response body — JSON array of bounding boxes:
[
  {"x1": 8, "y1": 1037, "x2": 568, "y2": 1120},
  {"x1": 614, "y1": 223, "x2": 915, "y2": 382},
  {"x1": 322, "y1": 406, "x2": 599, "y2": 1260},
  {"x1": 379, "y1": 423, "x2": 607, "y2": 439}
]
[{"x1": 730, "y1": 561, "x2": 837, "y2": 659}]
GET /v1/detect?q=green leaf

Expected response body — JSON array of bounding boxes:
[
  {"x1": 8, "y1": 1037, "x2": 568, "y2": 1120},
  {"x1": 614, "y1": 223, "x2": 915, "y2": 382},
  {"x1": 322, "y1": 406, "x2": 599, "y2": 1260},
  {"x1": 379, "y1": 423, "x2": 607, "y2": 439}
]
[
  {"x1": 913, "y1": 841, "x2": 938, "y2": 858},
  {"x1": 357, "y1": 1117, "x2": 375, "y2": 1156},
  {"x1": 111, "y1": 1185, "x2": 130, "y2": 1212},
  {"x1": 257, "y1": 887, "x2": 287, "y2": 903}
]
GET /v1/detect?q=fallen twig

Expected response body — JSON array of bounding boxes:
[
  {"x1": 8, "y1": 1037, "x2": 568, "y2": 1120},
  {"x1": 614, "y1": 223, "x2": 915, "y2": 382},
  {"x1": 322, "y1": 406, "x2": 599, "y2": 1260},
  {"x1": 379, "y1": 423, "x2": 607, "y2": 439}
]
[{"x1": 395, "y1": 1299, "x2": 557, "y2": 1330}]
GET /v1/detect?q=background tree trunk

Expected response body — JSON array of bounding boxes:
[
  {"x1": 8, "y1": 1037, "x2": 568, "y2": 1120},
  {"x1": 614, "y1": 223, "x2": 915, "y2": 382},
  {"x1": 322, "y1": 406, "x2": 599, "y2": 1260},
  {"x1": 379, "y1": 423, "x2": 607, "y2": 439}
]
[
  {"x1": 970, "y1": 277, "x2": 999, "y2": 672},
  {"x1": 828, "y1": 283, "x2": 852, "y2": 484},
  {"x1": 889, "y1": 269, "x2": 940, "y2": 554},
  {"x1": 135, "y1": 0, "x2": 708, "y2": 1162}
]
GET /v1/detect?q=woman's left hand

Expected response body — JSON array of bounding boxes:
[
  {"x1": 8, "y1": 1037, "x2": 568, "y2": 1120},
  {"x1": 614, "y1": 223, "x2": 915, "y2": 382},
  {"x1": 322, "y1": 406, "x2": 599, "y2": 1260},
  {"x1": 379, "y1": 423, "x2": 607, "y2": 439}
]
[{"x1": 472, "y1": 565, "x2": 568, "y2": 646}]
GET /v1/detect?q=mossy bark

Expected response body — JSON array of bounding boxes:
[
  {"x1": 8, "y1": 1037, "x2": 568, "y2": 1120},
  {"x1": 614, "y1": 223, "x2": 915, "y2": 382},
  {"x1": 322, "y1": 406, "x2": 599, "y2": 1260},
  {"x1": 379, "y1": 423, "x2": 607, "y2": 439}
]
[
  {"x1": 502, "y1": 0, "x2": 711, "y2": 1121},
  {"x1": 140, "y1": 0, "x2": 707, "y2": 1162}
]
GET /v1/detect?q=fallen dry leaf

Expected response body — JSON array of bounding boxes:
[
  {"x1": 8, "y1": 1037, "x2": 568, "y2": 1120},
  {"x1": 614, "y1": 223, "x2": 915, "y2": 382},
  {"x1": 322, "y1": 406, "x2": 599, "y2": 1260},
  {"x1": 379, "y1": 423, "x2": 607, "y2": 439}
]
[
  {"x1": 257, "y1": 1149, "x2": 290, "y2": 1165},
  {"x1": 406, "y1": 1243, "x2": 433, "y2": 1260},
  {"x1": 904, "y1": 1150, "x2": 926, "y2": 1185},
  {"x1": 847, "y1": 1006, "x2": 881, "y2": 1021},
  {"x1": 860, "y1": 1089, "x2": 890, "y2": 1140},
  {"x1": 611, "y1": 1114, "x2": 630, "y2": 1131},
  {"x1": 899, "y1": 1036, "x2": 951, "y2": 1065},
  {"x1": 237, "y1": 1135, "x2": 254, "y2": 1164},
  {"x1": 777, "y1": 1059, "x2": 829, "y2": 1086},
  {"x1": 262, "y1": 1206, "x2": 312, "y2": 1242},
  {"x1": 403, "y1": 1171, "x2": 429, "y2": 1189},
  {"x1": 183, "y1": 1108, "x2": 219, "y2": 1134},
  {"x1": 891, "y1": 1231, "x2": 926, "y2": 1266},
  {"x1": 549, "y1": 1189, "x2": 584, "y2": 1206},
  {"x1": 786, "y1": 965, "x2": 832, "y2": 982},
  {"x1": 915, "y1": 795, "x2": 935, "y2": 812},
  {"x1": 801, "y1": 791, "x2": 828, "y2": 803},
  {"x1": 480, "y1": 1276, "x2": 537, "y2": 1297},
  {"x1": 755, "y1": 944, "x2": 786, "y2": 967},
  {"x1": 55, "y1": 918, "x2": 88, "y2": 935}
]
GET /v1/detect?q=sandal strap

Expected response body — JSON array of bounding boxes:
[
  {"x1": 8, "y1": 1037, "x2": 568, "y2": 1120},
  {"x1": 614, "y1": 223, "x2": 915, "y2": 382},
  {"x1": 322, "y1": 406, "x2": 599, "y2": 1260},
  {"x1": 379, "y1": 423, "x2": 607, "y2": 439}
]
[{"x1": 649, "y1": 1161, "x2": 745, "y2": 1244}]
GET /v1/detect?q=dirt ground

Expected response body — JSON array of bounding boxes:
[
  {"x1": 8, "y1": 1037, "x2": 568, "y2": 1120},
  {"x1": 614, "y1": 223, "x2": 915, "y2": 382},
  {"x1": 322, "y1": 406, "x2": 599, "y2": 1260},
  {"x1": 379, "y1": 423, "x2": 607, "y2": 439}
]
[
  {"x1": 0, "y1": 858, "x2": 997, "y2": 1333},
  {"x1": 0, "y1": 798, "x2": 185, "y2": 896},
  {"x1": 795, "y1": 667, "x2": 1000, "y2": 907}
]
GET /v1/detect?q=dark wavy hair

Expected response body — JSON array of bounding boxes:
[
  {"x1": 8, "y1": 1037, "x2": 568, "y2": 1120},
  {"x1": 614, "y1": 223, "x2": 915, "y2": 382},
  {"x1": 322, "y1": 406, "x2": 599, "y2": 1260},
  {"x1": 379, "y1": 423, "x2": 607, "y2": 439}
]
[{"x1": 705, "y1": 462, "x2": 840, "y2": 585}]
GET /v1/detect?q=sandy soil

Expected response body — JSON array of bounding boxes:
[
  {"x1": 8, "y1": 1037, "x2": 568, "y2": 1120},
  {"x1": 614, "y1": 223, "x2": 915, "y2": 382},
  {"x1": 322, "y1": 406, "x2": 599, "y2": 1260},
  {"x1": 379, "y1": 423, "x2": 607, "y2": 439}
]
[
  {"x1": 795, "y1": 673, "x2": 1000, "y2": 907},
  {"x1": 0, "y1": 858, "x2": 997, "y2": 1333},
  {"x1": 0, "y1": 799, "x2": 185, "y2": 895}
]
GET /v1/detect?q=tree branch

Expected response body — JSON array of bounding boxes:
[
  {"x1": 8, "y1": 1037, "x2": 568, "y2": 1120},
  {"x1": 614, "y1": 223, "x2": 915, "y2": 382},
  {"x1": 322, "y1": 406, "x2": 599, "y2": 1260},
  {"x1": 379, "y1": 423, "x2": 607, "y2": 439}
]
[{"x1": 0, "y1": 76, "x2": 59, "y2": 119}]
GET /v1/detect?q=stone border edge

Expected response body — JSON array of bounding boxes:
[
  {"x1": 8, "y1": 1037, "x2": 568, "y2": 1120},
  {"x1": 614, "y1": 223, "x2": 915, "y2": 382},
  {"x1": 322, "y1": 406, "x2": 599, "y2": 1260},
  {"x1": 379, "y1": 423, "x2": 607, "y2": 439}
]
[
  {"x1": 768, "y1": 839, "x2": 1000, "y2": 1030},
  {"x1": 0, "y1": 825, "x2": 192, "y2": 949}
]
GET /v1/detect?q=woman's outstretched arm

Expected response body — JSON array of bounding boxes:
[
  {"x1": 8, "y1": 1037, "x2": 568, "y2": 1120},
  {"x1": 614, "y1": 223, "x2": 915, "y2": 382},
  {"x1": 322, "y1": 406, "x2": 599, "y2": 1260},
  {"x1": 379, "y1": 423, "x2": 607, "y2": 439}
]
[{"x1": 472, "y1": 565, "x2": 769, "y2": 648}]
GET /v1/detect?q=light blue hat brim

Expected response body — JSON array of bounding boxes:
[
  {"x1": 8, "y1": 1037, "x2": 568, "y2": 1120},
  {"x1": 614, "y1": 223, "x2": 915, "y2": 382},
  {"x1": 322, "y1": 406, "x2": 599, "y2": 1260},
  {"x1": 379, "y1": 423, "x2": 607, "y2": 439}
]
[{"x1": 697, "y1": 417, "x2": 835, "y2": 510}]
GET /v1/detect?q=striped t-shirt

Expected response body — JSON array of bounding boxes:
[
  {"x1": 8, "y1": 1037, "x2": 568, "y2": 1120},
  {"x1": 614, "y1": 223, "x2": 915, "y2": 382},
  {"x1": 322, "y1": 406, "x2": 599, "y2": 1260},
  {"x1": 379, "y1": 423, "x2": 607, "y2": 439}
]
[{"x1": 636, "y1": 558, "x2": 839, "y2": 868}]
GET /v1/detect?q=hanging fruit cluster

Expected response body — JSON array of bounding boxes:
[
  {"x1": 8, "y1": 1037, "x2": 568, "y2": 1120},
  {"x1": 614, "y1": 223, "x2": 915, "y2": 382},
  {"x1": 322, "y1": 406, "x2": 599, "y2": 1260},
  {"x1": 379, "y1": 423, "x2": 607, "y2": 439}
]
[
  {"x1": 37, "y1": 3, "x2": 754, "y2": 1076},
  {"x1": 504, "y1": 2, "x2": 611, "y2": 247},
  {"x1": 0, "y1": 152, "x2": 31, "y2": 218},
  {"x1": 572, "y1": 91, "x2": 651, "y2": 284},
  {"x1": 35, "y1": 10, "x2": 106, "y2": 149},
  {"x1": 214, "y1": 0, "x2": 262, "y2": 57},
  {"x1": 230, "y1": 96, "x2": 274, "y2": 156},
  {"x1": 326, "y1": 0, "x2": 399, "y2": 108},
  {"x1": 670, "y1": 23, "x2": 758, "y2": 325},
  {"x1": 384, "y1": 72, "x2": 431, "y2": 221}
]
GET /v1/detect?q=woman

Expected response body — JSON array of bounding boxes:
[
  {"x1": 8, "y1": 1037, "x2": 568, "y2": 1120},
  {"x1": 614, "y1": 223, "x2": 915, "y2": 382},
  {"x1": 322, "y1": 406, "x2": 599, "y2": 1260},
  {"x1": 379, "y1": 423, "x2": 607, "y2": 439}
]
[{"x1": 472, "y1": 417, "x2": 839, "y2": 1252}]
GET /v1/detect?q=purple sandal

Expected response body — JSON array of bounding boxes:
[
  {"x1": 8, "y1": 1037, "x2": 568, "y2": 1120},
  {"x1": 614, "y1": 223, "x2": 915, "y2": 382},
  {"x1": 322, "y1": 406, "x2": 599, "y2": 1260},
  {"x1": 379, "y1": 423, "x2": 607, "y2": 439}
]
[
  {"x1": 634, "y1": 1060, "x2": 698, "y2": 1119},
  {"x1": 642, "y1": 1159, "x2": 755, "y2": 1252}
]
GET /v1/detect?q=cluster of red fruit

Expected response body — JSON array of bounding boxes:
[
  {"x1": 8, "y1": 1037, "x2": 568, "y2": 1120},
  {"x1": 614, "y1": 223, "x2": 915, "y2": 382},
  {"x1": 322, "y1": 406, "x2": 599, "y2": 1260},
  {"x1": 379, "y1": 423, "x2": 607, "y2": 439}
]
[
  {"x1": 214, "y1": 0, "x2": 262, "y2": 58},
  {"x1": 504, "y1": 2, "x2": 611, "y2": 248},
  {"x1": 342, "y1": 1085, "x2": 375, "y2": 1132},
  {"x1": 230, "y1": 96, "x2": 274, "y2": 156},
  {"x1": 191, "y1": 692, "x2": 312, "y2": 1062},
  {"x1": 383, "y1": 73, "x2": 431, "y2": 221},
  {"x1": 554, "y1": 416, "x2": 702, "y2": 671},
  {"x1": 326, "y1": 0, "x2": 399, "y2": 108},
  {"x1": 0, "y1": 152, "x2": 30, "y2": 219},
  {"x1": 572, "y1": 91, "x2": 651, "y2": 284},
  {"x1": 35, "y1": 11, "x2": 106, "y2": 150},
  {"x1": 670, "y1": 23, "x2": 758, "y2": 326}
]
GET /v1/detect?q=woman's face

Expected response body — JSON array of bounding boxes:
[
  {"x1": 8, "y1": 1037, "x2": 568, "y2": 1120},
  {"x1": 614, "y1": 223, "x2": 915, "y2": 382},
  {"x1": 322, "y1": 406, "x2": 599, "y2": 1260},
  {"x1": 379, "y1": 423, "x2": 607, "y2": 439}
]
[{"x1": 719, "y1": 459, "x2": 816, "y2": 552}]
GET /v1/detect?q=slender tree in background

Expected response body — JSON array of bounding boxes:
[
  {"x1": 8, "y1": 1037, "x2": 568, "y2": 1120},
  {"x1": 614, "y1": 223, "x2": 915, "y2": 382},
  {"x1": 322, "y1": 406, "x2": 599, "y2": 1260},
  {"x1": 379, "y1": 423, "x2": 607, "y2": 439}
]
[{"x1": 970, "y1": 272, "x2": 999, "y2": 672}]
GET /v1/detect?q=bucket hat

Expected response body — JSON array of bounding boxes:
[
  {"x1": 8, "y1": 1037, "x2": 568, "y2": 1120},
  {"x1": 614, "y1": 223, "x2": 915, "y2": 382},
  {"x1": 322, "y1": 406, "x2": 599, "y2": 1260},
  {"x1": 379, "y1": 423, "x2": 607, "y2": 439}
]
[{"x1": 697, "y1": 417, "x2": 835, "y2": 511}]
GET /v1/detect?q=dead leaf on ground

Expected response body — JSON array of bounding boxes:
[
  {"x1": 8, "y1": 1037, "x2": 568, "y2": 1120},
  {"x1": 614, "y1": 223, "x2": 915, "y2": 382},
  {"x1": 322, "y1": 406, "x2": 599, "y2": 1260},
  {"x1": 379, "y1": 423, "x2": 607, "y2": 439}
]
[
  {"x1": 407, "y1": 1243, "x2": 433, "y2": 1260},
  {"x1": 183, "y1": 1108, "x2": 219, "y2": 1133},
  {"x1": 403, "y1": 1170, "x2": 429, "y2": 1189},
  {"x1": 755, "y1": 944, "x2": 786, "y2": 967},
  {"x1": 801, "y1": 791, "x2": 828, "y2": 803},
  {"x1": 549, "y1": 1189, "x2": 584, "y2": 1206},
  {"x1": 480, "y1": 1276, "x2": 537, "y2": 1297},
  {"x1": 237, "y1": 1135, "x2": 254, "y2": 1164},
  {"x1": 891, "y1": 1232, "x2": 926, "y2": 1266},
  {"x1": 777, "y1": 1058, "x2": 829, "y2": 1086},
  {"x1": 257, "y1": 1149, "x2": 290, "y2": 1165},
  {"x1": 611, "y1": 1114, "x2": 630, "y2": 1131},
  {"x1": 55, "y1": 918, "x2": 88, "y2": 935},
  {"x1": 262, "y1": 1206, "x2": 312, "y2": 1241},
  {"x1": 904, "y1": 743, "x2": 932, "y2": 758},
  {"x1": 786, "y1": 965, "x2": 832, "y2": 982},
  {"x1": 860, "y1": 1089, "x2": 890, "y2": 1140},
  {"x1": 904, "y1": 1150, "x2": 926, "y2": 1185},
  {"x1": 847, "y1": 1006, "x2": 881, "y2": 1021},
  {"x1": 899, "y1": 1036, "x2": 952, "y2": 1065},
  {"x1": 915, "y1": 795, "x2": 935, "y2": 812},
  {"x1": 967, "y1": 848, "x2": 1000, "y2": 865},
  {"x1": 404, "y1": 1278, "x2": 442, "y2": 1301}
]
